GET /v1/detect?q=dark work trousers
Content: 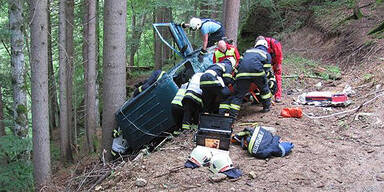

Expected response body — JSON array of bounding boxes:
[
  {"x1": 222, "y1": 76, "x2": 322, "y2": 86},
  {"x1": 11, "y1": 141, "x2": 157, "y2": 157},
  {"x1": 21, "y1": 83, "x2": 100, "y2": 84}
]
[
  {"x1": 207, "y1": 27, "x2": 225, "y2": 47},
  {"x1": 171, "y1": 104, "x2": 184, "y2": 131},
  {"x1": 181, "y1": 98, "x2": 202, "y2": 128},
  {"x1": 229, "y1": 77, "x2": 271, "y2": 117},
  {"x1": 201, "y1": 86, "x2": 231, "y2": 114}
]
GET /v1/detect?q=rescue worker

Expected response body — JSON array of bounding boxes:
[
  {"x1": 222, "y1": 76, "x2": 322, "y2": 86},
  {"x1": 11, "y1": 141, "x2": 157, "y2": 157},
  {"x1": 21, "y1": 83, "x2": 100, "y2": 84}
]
[
  {"x1": 132, "y1": 70, "x2": 165, "y2": 97},
  {"x1": 181, "y1": 17, "x2": 225, "y2": 59},
  {"x1": 200, "y1": 58, "x2": 235, "y2": 113},
  {"x1": 222, "y1": 39, "x2": 273, "y2": 117},
  {"x1": 212, "y1": 40, "x2": 240, "y2": 64},
  {"x1": 171, "y1": 83, "x2": 188, "y2": 131},
  {"x1": 181, "y1": 73, "x2": 204, "y2": 130},
  {"x1": 256, "y1": 36, "x2": 283, "y2": 103}
]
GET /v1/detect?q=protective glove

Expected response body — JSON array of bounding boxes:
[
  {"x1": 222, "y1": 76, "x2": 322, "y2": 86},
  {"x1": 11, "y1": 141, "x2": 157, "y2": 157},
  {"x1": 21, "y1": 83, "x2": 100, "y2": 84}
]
[
  {"x1": 279, "y1": 142, "x2": 294, "y2": 157},
  {"x1": 198, "y1": 49, "x2": 207, "y2": 62},
  {"x1": 181, "y1": 22, "x2": 188, "y2": 28}
]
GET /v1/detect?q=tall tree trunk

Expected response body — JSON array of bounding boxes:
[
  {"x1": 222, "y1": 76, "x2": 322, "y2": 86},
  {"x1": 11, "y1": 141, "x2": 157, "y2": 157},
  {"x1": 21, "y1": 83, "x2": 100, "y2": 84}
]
[
  {"x1": 102, "y1": 0, "x2": 127, "y2": 161},
  {"x1": 224, "y1": 0, "x2": 240, "y2": 45},
  {"x1": 9, "y1": 0, "x2": 28, "y2": 138},
  {"x1": 82, "y1": 0, "x2": 89, "y2": 136},
  {"x1": 222, "y1": 0, "x2": 227, "y2": 26},
  {"x1": 95, "y1": 0, "x2": 100, "y2": 128},
  {"x1": 30, "y1": 0, "x2": 51, "y2": 189},
  {"x1": 162, "y1": 7, "x2": 172, "y2": 65},
  {"x1": 48, "y1": 0, "x2": 59, "y2": 133},
  {"x1": 66, "y1": 0, "x2": 75, "y2": 150},
  {"x1": 59, "y1": 0, "x2": 73, "y2": 162},
  {"x1": 153, "y1": 8, "x2": 162, "y2": 69},
  {"x1": 86, "y1": 0, "x2": 97, "y2": 153},
  {"x1": 0, "y1": 84, "x2": 4, "y2": 136}
]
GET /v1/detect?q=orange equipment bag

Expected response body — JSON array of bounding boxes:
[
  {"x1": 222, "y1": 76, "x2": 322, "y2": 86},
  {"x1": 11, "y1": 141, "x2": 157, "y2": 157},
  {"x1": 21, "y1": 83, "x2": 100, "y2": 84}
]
[{"x1": 280, "y1": 107, "x2": 303, "y2": 118}]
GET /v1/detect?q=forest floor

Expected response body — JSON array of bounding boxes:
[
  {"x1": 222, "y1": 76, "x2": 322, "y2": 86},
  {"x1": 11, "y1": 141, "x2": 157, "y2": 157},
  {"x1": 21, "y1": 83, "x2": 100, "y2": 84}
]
[{"x1": 50, "y1": 1, "x2": 384, "y2": 191}]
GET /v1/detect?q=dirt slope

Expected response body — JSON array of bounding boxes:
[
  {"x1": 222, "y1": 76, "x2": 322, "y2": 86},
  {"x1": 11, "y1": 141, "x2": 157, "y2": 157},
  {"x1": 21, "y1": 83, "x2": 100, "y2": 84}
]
[
  {"x1": 94, "y1": 1, "x2": 384, "y2": 191},
  {"x1": 51, "y1": 1, "x2": 384, "y2": 191}
]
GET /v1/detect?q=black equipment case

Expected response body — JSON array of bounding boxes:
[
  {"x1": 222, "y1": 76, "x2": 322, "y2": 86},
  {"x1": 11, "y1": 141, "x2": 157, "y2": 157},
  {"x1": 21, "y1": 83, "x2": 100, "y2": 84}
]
[{"x1": 195, "y1": 114, "x2": 234, "y2": 150}]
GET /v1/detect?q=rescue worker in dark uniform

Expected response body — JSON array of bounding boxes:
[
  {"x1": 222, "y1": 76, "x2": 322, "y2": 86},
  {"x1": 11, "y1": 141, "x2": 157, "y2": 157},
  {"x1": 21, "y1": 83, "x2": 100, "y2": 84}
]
[
  {"x1": 200, "y1": 58, "x2": 235, "y2": 113},
  {"x1": 222, "y1": 39, "x2": 273, "y2": 118},
  {"x1": 132, "y1": 70, "x2": 165, "y2": 97},
  {"x1": 181, "y1": 73, "x2": 204, "y2": 130}
]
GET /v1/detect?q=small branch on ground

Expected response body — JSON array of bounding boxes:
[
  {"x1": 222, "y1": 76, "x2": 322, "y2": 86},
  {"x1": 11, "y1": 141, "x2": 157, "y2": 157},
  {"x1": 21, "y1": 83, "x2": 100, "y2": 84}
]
[
  {"x1": 154, "y1": 165, "x2": 185, "y2": 178},
  {"x1": 283, "y1": 75, "x2": 324, "y2": 80}
]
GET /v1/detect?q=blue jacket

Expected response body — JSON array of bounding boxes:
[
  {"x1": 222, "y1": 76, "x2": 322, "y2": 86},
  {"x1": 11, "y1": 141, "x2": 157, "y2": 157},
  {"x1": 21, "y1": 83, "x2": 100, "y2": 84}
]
[
  {"x1": 246, "y1": 126, "x2": 282, "y2": 159},
  {"x1": 235, "y1": 46, "x2": 272, "y2": 79}
]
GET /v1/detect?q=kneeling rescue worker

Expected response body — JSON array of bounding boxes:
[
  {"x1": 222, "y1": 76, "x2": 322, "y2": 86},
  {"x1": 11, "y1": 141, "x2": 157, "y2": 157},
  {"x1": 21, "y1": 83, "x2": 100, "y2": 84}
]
[{"x1": 222, "y1": 39, "x2": 273, "y2": 117}]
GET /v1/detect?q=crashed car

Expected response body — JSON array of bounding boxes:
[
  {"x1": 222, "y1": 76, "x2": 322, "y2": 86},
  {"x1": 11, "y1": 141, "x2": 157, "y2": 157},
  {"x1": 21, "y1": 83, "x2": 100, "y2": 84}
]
[{"x1": 115, "y1": 23, "x2": 215, "y2": 152}]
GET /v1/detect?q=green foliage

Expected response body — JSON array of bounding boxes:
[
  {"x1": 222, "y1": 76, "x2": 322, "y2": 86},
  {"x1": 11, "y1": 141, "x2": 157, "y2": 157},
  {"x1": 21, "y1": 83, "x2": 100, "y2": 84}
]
[
  {"x1": 0, "y1": 160, "x2": 34, "y2": 191},
  {"x1": 0, "y1": 135, "x2": 33, "y2": 191},
  {"x1": 319, "y1": 66, "x2": 341, "y2": 80},
  {"x1": 363, "y1": 73, "x2": 374, "y2": 82}
]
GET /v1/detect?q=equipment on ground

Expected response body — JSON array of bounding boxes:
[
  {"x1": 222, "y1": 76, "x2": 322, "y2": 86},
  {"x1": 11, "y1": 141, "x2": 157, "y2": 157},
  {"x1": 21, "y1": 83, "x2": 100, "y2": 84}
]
[
  {"x1": 195, "y1": 114, "x2": 234, "y2": 150},
  {"x1": 209, "y1": 153, "x2": 234, "y2": 174}
]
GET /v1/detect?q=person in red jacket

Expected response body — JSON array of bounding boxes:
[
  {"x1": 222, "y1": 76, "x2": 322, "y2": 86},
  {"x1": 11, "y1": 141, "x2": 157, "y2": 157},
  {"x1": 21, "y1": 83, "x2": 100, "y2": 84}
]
[
  {"x1": 256, "y1": 36, "x2": 283, "y2": 102},
  {"x1": 213, "y1": 40, "x2": 240, "y2": 65}
]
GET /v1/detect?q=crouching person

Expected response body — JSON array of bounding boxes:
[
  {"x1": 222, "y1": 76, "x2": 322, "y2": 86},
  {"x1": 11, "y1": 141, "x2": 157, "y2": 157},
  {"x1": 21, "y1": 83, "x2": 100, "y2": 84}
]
[
  {"x1": 222, "y1": 39, "x2": 273, "y2": 118},
  {"x1": 181, "y1": 73, "x2": 204, "y2": 130},
  {"x1": 200, "y1": 58, "x2": 235, "y2": 113},
  {"x1": 170, "y1": 83, "x2": 188, "y2": 131}
]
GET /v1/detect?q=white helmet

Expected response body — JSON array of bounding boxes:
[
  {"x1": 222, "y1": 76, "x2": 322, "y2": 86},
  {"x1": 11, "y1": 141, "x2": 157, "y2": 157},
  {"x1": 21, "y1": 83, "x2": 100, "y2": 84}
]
[
  {"x1": 254, "y1": 39, "x2": 268, "y2": 49},
  {"x1": 188, "y1": 146, "x2": 213, "y2": 167},
  {"x1": 189, "y1": 17, "x2": 202, "y2": 30},
  {"x1": 209, "y1": 153, "x2": 234, "y2": 174}
]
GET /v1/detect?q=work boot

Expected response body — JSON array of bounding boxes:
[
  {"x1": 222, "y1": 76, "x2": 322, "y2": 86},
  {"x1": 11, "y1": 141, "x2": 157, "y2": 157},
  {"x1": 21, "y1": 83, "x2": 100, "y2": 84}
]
[
  {"x1": 260, "y1": 106, "x2": 270, "y2": 113},
  {"x1": 261, "y1": 102, "x2": 271, "y2": 113}
]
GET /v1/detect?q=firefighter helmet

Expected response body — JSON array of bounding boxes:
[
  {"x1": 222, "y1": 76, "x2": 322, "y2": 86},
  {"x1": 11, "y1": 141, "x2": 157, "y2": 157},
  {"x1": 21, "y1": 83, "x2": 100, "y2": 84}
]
[
  {"x1": 189, "y1": 17, "x2": 202, "y2": 30},
  {"x1": 188, "y1": 146, "x2": 213, "y2": 167},
  {"x1": 209, "y1": 153, "x2": 234, "y2": 174},
  {"x1": 254, "y1": 39, "x2": 268, "y2": 49}
]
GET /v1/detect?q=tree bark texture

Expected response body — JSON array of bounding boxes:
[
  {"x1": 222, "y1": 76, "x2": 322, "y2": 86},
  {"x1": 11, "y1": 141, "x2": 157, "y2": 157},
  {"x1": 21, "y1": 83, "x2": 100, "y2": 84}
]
[
  {"x1": 82, "y1": 0, "x2": 89, "y2": 135},
  {"x1": 224, "y1": 0, "x2": 240, "y2": 45},
  {"x1": 47, "y1": 0, "x2": 59, "y2": 132},
  {"x1": 154, "y1": 6, "x2": 171, "y2": 69},
  {"x1": 102, "y1": 0, "x2": 127, "y2": 161},
  {"x1": 30, "y1": 0, "x2": 51, "y2": 189},
  {"x1": 0, "y1": 84, "x2": 4, "y2": 136},
  {"x1": 65, "y1": 0, "x2": 75, "y2": 149},
  {"x1": 222, "y1": 0, "x2": 227, "y2": 26},
  {"x1": 9, "y1": 0, "x2": 28, "y2": 138},
  {"x1": 154, "y1": 9, "x2": 162, "y2": 70},
  {"x1": 59, "y1": 0, "x2": 73, "y2": 162},
  {"x1": 86, "y1": 0, "x2": 97, "y2": 153}
]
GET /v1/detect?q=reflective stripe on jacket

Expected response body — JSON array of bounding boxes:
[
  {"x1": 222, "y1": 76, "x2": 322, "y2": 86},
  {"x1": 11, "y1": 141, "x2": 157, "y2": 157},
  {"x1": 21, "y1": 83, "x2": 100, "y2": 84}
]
[
  {"x1": 235, "y1": 46, "x2": 272, "y2": 80},
  {"x1": 171, "y1": 83, "x2": 188, "y2": 106}
]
